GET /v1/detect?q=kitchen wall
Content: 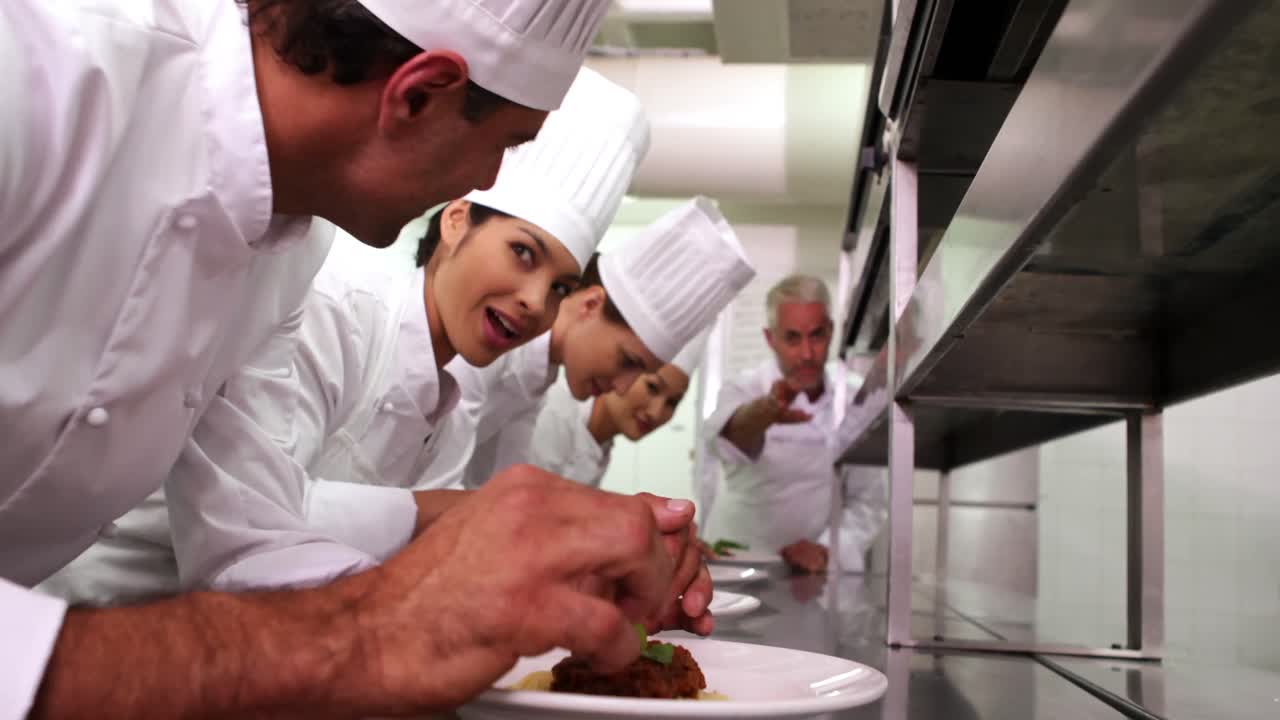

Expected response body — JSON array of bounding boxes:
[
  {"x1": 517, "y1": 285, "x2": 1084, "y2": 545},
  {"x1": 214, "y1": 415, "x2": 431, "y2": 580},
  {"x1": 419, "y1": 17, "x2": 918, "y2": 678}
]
[
  {"x1": 1036, "y1": 372, "x2": 1280, "y2": 673},
  {"x1": 865, "y1": 372, "x2": 1280, "y2": 674}
]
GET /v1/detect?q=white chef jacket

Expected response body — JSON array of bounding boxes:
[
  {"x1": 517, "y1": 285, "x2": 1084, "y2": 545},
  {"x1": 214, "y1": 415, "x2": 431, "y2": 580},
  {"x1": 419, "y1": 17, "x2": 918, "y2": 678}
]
[
  {"x1": 529, "y1": 378, "x2": 613, "y2": 487},
  {"x1": 0, "y1": 0, "x2": 334, "y2": 715},
  {"x1": 40, "y1": 238, "x2": 465, "y2": 603},
  {"x1": 441, "y1": 333, "x2": 560, "y2": 488},
  {"x1": 699, "y1": 361, "x2": 888, "y2": 571}
]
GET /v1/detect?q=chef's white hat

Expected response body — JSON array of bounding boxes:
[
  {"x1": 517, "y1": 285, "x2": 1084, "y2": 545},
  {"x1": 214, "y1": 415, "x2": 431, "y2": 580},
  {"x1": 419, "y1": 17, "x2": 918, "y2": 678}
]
[
  {"x1": 670, "y1": 325, "x2": 713, "y2": 377},
  {"x1": 358, "y1": 0, "x2": 611, "y2": 111},
  {"x1": 599, "y1": 197, "x2": 756, "y2": 363},
  {"x1": 464, "y1": 68, "x2": 649, "y2": 270}
]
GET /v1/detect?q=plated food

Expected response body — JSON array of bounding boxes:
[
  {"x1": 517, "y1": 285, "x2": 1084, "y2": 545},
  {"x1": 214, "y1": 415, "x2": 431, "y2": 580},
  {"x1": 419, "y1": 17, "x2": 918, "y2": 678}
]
[
  {"x1": 514, "y1": 625, "x2": 724, "y2": 700},
  {"x1": 711, "y1": 538, "x2": 749, "y2": 557},
  {"x1": 467, "y1": 636, "x2": 889, "y2": 719}
]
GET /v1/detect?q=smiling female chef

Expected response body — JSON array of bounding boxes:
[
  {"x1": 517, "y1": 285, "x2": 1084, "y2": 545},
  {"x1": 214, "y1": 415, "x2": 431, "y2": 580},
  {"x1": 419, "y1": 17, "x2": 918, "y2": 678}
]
[
  {"x1": 443, "y1": 196, "x2": 754, "y2": 492},
  {"x1": 526, "y1": 328, "x2": 710, "y2": 489},
  {"x1": 38, "y1": 67, "x2": 650, "y2": 602}
]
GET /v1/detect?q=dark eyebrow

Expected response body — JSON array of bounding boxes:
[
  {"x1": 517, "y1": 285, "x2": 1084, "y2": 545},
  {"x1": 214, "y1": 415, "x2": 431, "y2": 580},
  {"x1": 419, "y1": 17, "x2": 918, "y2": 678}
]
[{"x1": 518, "y1": 227, "x2": 551, "y2": 260}]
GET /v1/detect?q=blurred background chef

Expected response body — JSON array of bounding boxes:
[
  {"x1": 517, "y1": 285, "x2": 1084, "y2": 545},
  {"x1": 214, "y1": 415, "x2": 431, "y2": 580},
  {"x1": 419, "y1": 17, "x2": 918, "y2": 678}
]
[
  {"x1": 530, "y1": 329, "x2": 711, "y2": 487},
  {"x1": 699, "y1": 275, "x2": 887, "y2": 574}
]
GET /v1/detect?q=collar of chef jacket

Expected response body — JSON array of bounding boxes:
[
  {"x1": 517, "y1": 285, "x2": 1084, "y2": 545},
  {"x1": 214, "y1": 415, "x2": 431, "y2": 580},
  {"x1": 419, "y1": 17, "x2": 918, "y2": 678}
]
[
  {"x1": 200, "y1": 0, "x2": 301, "y2": 250},
  {"x1": 448, "y1": 330, "x2": 558, "y2": 445},
  {"x1": 392, "y1": 268, "x2": 461, "y2": 425}
]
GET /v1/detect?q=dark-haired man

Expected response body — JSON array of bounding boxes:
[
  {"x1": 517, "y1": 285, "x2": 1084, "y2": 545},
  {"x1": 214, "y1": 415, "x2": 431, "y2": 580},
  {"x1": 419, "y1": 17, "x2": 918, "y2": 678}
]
[{"x1": 0, "y1": 1, "x2": 698, "y2": 717}]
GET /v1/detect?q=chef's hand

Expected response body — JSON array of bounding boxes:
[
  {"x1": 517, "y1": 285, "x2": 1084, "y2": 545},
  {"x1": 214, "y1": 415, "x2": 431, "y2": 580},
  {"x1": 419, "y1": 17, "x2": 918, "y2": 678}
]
[
  {"x1": 768, "y1": 380, "x2": 812, "y2": 425},
  {"x1": 694, "y1": 536, "x2": 721, "y2": 561},
  {"x1": 351, "y1": 465, "x2": 674, "y2": 711},
  {"x1": 781, "y1": 540, "x2": 829, "y2": 574},
  {"x1": 633, "y1": 493, "x2": 715, "y2": 637}
]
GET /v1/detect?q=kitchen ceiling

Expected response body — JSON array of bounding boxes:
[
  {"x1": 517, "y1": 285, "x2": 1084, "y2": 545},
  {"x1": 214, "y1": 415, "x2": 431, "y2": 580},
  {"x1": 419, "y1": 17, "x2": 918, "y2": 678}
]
[{"x1": 596, "y1": 0, "x2": 883, "y2": 62}]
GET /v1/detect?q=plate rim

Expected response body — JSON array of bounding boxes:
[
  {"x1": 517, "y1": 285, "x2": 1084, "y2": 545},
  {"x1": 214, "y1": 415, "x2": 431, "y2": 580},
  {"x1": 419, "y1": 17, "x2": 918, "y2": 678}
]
[
  {"x1": 706, "y1": 549, "x2": 782, "y2": 566},
  {"x1": 707, "y1": 590, "x2": 761, "y2": 618},
  {"x1": 709, "y1": 565, "x2": 769, "y2": 585}
]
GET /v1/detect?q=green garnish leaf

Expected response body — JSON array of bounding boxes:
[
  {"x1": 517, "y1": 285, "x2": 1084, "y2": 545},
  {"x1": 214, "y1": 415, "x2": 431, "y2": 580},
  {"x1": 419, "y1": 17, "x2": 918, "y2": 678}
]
[
  {"x1": 644, "y1": 642, "x2": 675, "y2": 666},
  {"x1": 712, "y1": 538, "x2": 750, "y2": 555},
  {"x1": 632, "y1": 622, "x2": 648, "y2": 646},
  {"x1": 632, "y1": 623, "x2": 675, "y2": 666}
]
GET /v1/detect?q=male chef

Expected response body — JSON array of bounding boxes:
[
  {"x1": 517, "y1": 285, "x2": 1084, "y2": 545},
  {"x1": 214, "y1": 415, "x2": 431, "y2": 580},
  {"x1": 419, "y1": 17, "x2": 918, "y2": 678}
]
[
  {"x1": 0, "y1": 1, "x2": 705, "y2": 717},
  {"x1": 701, "y1": 275, "x2": 887, "y2": 573}
]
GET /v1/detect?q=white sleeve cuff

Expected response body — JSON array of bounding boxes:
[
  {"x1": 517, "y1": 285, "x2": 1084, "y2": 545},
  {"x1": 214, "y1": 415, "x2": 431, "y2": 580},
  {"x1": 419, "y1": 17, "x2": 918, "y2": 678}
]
[
  {"x1": 0, "y1": 580, "x2": 67, "y2": 719},
  {"x1": 307, "y1": 479, "x2": 417, "y2": 562},
  {"x1": 212, "y1": 543, "x2": 380, "y2": 592}
]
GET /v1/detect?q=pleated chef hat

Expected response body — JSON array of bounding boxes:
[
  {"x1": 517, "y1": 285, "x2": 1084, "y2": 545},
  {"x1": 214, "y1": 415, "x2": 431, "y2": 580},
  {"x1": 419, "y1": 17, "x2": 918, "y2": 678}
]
[
  {"x1": 671, "y1": 325, "x2": 713, "y2": 377},
  {"x1": 599, "y1": 197, "x2": 756, "y2": 363},
  {"x1": 358, "y1": 0, "x2": 612, "y2": 111},
  {"x1": 465, "y1": 68, "x2": 650, "y2": 270}
]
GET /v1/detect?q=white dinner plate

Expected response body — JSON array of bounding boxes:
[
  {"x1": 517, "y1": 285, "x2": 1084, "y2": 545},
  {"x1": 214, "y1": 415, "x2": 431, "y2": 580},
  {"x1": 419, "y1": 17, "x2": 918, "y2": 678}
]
[
  {"x1": 709, "y1": 565, "x2": 769, "y2": 586},
  {"x1": 460, "y1": 636, "x2": 887, "y2": 719},
  {"x1": 706, "y1": 549, "x2": 782, "y2": 566},
  {"x1": 707, "y1": 590, "x2": 761, "y2": 619}
]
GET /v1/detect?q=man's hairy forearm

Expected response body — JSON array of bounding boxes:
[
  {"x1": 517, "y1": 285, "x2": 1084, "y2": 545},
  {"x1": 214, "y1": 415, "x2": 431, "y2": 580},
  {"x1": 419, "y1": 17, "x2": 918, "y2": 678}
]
[
  {"x1": 719, "y1": 401, "x2": 770, "y2": 460},
  {"x1": 32, "y1": 576, "x2": 371, "y2": 719},
  {"x1": 414, "y1": 489, "x2": 472, "y2": 536}
]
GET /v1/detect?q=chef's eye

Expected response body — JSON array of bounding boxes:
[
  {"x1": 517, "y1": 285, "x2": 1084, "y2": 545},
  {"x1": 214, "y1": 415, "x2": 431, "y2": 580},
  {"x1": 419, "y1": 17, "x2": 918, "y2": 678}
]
[
  {"x1": 552, "y1": 281, "x2": 571, "y2": 297},
  {"x1": 511, "y1": 243, "x2": 534, "y2": 266},
  {"x1": 646, "y1": 381, "x2": 659, "y2": 395}
]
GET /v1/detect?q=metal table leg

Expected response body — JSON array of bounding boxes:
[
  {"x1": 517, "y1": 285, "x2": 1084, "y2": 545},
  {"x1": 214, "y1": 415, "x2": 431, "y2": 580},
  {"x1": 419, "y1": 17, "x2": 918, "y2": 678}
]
[
  {"x1": 886, "y1": 153, "x2": 919, "y2": 648},
  {"x1": 1126, "y1": 411, "x2": 1165, "y2": 657}
]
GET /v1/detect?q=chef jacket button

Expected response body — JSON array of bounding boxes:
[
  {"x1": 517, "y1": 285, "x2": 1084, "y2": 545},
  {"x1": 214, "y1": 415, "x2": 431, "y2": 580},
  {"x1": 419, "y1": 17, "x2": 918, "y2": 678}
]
[
  {"x1": 183, "y1": 391, "x2": 201, "y2": 409},
  {"x1": 86, "y1": 407, "x2": 109, "y2": 427},
  {"x1": 382, "y1": 402, "x2": 396, "y2": 412},
  {"x1": 175, "y1": 214, "x2": 198, "y2": 231}
]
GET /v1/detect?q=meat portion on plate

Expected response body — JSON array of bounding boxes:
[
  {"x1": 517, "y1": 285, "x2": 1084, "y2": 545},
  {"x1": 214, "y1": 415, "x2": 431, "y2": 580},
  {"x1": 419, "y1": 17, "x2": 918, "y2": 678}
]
[{"x1": 550, "y1": 642, "x2": 707, "y2": 699}]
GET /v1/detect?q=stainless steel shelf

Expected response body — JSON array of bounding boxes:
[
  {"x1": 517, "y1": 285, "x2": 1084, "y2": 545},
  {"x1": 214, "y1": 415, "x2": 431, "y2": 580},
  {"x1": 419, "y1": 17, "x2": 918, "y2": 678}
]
[
  {"x1": 834, "y1": 0, "x2": 1279, "y2": 664},
  {"x1": 840, "y1": 0, "x2": 1280, "y2": 468}
]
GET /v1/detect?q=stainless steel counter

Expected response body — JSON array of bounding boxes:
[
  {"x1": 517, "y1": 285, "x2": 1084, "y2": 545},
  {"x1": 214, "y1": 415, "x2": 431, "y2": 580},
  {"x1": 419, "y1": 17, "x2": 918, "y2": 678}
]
[
  {"x1": 706, "y1": 572, "x2": 1132, "y2": 719},
  {"x1": 705, "y1": 572, "x2": 1280, "y2": 719}
]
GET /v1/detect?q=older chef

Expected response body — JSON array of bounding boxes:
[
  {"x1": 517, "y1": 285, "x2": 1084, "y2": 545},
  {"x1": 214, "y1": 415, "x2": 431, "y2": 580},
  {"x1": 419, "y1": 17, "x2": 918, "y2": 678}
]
[
  {"x1": 443, "y1": 198, "x2": 756, "y2": 492},
  {"x1": 529, "y1": 330, "x2": 710, "y2": 488},
  {"x1": 0, "y1": 0, "x2": 694, "y2": 717},
  {"x1": 700, "y1": 275, "x2": 888, "y2": 574},
  {"x1": 38, "y1": 67, "x2": 652, "y2": 601}
]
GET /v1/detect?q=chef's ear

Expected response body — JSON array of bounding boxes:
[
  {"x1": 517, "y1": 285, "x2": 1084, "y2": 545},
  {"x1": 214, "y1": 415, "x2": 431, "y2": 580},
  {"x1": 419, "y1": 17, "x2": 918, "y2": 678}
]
[
  {"x1": 574, "y1": 285, "x2": 607, "y2": 319},
  {"x1": 379, "y1": 51, "x2": 470, "y2": 131},
  {"x1": 438, "y1": 200, "x2": 472, "y2": 255}
]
